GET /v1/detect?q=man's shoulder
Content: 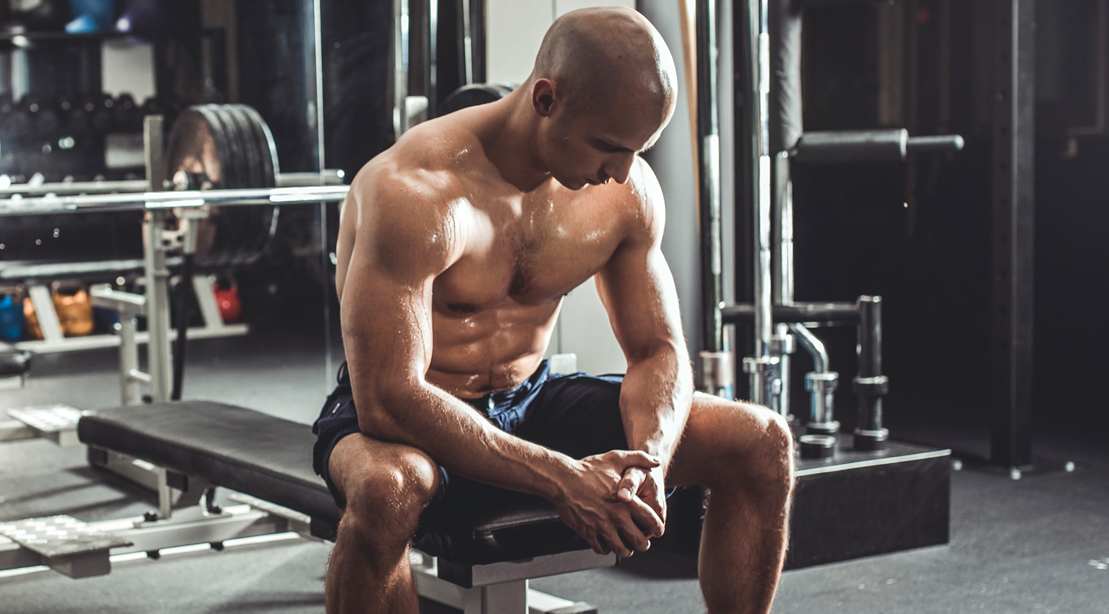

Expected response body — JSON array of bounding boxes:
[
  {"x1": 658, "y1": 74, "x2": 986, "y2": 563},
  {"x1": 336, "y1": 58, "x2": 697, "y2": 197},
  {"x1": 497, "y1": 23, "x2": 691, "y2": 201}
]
[
  {"x1": 344, "y1": 143, "x2": 475, "y2": 265},
  {"x1": 613, "y1": 157, "x2": 666, "y2": 239},
  {"x1": 352, "y1": 132, "x2": 477, "y2": 215},
  {"x1": 357, "y1": 136, "x2": 469, "y2": 199}
]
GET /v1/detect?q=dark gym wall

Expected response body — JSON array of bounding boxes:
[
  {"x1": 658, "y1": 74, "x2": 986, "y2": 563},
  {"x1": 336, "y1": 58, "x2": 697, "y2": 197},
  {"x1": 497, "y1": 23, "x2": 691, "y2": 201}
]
[{"x1": 781, "y1": 0, "x2": 1109, "y2": 451}]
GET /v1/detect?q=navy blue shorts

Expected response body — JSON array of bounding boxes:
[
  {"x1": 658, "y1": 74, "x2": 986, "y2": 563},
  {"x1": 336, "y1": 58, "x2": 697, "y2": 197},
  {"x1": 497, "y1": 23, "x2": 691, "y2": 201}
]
[{"x1": 311, "y1": 360, "x2": 628, "y2": 524}]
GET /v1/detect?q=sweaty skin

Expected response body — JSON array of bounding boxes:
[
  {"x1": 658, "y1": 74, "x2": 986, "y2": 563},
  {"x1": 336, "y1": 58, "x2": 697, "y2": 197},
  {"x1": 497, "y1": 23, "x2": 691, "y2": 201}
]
[{"x1": 326, "y1": 8, "x2": 794, "y2": 614}]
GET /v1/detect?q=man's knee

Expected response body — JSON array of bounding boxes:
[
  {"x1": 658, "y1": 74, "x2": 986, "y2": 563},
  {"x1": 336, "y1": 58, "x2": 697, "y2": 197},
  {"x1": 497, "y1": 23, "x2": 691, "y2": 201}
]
[
  {"x1": 719, "y1": 401, "x2": 794, "y2": 491},
  {"x1": 748, "y1": 407, "x2": 794, "y2": 491},
  {"x1": 341, "y1": 446, "x2": 439, "y2": 541}
]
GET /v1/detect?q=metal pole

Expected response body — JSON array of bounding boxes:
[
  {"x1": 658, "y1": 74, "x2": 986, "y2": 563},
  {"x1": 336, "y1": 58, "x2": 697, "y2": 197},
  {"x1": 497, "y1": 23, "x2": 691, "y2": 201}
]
[
  {"x1": 767, "y1": 0, "x2": 804, "y2": 418},
  {"x1": 990, "y1": 0, "x2": 1036, "y2": 469},
  {"x1": 697, "y1": 0, "x2": 724, "y2": 355},
  {"x1": 460, "y1": 0, "x2": 474, "y2": 85},
  {"x1": 313, "y1": 0, "x2": 334, "y2": 394},
  {"x1": 394, "y1": 0, "x2": 411, "y2": 138},
  {"x1": 429, "y1": 0, "x2": 438, "y2": 117},
  {"x1": 771, "y1": 153, "x2": 794, "y2": 417},
  {"x1": 755, "y1": 0, "x2": 772, "y2": 361},
  {"x1": 854, "y1": 296, "x2": 888, "y2": 450},
  {"x1": 143, "y1": 115, "x2": 172, "y2": 403},
  {"x1": 743, "y1": 0, "x2": 778, "y2": 406},
  {"x1": 115, "y1": 319, "x2": 141, "y2": 406}
]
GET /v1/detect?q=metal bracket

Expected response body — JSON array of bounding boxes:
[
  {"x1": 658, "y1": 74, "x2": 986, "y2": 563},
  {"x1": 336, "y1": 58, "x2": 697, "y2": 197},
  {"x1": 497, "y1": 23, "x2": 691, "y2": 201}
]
[{"x1": 411, "y1": 550, "x2": 610, "y2": 614}]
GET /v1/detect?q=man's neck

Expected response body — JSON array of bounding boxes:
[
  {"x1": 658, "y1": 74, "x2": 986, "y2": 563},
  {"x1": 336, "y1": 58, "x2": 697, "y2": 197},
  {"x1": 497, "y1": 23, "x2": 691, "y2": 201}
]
[{"x1": 481, "y1": 88, "x2": 553, "y2": 193}]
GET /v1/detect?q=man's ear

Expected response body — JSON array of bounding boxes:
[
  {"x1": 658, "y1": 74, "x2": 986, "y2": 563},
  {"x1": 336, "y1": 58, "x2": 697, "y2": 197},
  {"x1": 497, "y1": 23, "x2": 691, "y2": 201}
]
[{"x1": 532, "y1": 78, "x2": 557, "y2": 118}]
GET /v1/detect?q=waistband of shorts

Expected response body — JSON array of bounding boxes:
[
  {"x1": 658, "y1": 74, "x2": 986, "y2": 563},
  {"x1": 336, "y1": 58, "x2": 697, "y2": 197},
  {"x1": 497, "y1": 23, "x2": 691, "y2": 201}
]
[{"x1": 466, "y1": 360, "x2": 550, "y2": 416}]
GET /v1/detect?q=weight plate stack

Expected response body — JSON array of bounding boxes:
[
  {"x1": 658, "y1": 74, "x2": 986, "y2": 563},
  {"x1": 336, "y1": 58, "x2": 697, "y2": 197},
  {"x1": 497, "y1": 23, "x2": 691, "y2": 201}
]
[{"x1": 163, "y1": 103, "x2": 280, "y2": 268}]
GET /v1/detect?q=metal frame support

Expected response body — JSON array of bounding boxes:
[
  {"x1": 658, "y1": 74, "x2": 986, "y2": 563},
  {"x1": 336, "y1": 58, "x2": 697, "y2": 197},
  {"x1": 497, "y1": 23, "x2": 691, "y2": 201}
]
[
  {"x1": 412, "y1": 549, "x2": 614, "y2": 614},
  {"x1": 90, "y1": 286, "x2": 148, "y2": 406},
  {"x1": 26, "y1": 284, "x2": 65, "y2": 343},
  {"x1": 143, "y1": 115, "x2": 172, "y2": 403},
  {"x1": 990, "y1": 0, "x2": 1036, "y2": 469}
]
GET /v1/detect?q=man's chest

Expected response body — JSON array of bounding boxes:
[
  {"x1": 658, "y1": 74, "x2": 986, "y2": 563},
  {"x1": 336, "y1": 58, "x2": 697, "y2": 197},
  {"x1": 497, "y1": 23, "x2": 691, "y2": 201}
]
[{"x1": 433, "y1": 197, "x2": 625, "y2": 311}]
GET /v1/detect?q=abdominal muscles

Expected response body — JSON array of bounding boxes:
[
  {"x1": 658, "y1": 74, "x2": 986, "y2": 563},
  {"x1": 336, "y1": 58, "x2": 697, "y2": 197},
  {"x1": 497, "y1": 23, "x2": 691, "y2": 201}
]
[{"x1": 426, "y1": 299, "x2": 562, "y2": 398}]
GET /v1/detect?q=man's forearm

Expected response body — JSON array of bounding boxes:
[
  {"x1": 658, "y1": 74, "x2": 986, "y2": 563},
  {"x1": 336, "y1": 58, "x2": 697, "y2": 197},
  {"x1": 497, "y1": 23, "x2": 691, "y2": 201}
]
[
  {"x1": 619, "y1": 344, "x2": 694, "y2": 472},
  {"x1": 357, "y1": 381, "x2": 573, "y2": 502}
]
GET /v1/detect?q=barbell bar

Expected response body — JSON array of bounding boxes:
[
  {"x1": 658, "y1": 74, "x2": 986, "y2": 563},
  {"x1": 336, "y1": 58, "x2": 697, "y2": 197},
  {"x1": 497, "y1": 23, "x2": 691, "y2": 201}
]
[
  {"x1": 0, "y1": 170, "x2": 345, "y2": 198},
  {"x1": 0, "y1": 184, "x2": 351, "y2": 217}
]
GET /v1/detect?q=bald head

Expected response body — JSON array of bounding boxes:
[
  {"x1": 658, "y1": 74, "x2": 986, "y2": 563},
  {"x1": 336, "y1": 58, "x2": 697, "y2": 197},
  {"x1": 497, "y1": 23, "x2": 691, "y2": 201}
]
[{"x1": 531, "y1": 7, "x2": 677, "y2": 124}]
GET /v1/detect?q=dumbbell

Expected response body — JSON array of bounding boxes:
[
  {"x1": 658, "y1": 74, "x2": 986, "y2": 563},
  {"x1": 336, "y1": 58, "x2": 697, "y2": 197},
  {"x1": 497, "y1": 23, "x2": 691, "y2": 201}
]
[
  {"x1": 28, "y1": 96, "x2": 61, "y2": 136},
  {"x1": 2, "y1": 97, "x2": 32, "y2": 140},
  {"x1": 89, "y1": 93, "x2": 114, "y2": 134},
  {"x1": 113, "y1": 93, "x2": 142, "y2": 132}
]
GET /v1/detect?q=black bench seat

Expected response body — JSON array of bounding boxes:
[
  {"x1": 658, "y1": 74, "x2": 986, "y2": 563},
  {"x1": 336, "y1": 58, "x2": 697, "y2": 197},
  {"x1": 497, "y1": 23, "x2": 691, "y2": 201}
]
[{"x1": 76, "y1": 401, "x2": 589, "y2": 565}]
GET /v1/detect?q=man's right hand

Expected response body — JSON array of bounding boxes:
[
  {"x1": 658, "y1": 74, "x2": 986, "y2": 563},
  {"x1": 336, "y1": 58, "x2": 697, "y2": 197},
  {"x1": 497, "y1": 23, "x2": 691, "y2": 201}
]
[{"x1": 553, "y1": 449, "x2": 665, "y2": 557}]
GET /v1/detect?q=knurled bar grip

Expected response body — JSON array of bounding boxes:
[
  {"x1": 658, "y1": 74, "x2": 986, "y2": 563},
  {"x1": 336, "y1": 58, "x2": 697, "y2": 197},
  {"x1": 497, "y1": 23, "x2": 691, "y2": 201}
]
[{"x1": 721, "y1": 301, "x2": 861, "y2": 325}]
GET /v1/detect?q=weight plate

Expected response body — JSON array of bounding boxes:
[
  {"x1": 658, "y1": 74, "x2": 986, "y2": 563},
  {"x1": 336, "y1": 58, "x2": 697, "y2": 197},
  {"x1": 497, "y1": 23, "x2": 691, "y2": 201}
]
[
  {"x1": 228, "y1": 104, "x2": 278, "y2": 264},
  {"x1": 191, "y1": 105, "x2": 242, "y2": 268},
  {"x1": 164, "y1": 107, "x2": 228, "y2": 265},
  {"x1": 163, "y1": 104, "x2": 282, "y2": 268},
  {"x1": 212, "y1": 105, "x2": 261, "y2": 264},
  {"x1": 228, "y1": 105, "x2": 280, "y2": 264},
  {"x1": 238, "y1": 105, "x2": 279, "y2": 185},
  {"x1": 437, "y1": 83, "x2": 516, "y2": 117}
]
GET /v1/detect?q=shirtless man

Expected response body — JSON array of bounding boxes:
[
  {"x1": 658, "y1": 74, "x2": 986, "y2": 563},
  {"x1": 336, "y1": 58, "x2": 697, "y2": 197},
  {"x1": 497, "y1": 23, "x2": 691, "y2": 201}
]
[{"x1": 311, "y1": 7, "x2": 794, "y2": 614}]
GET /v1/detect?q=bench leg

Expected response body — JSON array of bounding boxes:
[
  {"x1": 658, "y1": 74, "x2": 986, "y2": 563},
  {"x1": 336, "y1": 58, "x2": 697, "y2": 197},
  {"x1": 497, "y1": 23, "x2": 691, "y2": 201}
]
[{"x1": 461, "y1": 580, "x2": 527, "y2": 614}]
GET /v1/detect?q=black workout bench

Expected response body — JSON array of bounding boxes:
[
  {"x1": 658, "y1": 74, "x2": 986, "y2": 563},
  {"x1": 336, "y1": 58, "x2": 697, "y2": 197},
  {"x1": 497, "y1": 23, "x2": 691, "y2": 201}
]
[{"x1": 76, "y1": 401, "x2": 613, "y2": 614}]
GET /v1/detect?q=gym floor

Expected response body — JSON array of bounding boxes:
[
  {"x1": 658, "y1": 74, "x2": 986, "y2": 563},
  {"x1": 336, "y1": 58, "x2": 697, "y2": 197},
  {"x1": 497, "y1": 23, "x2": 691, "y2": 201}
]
[{"x1": 2, "y1": 319, "x2": 1107, "y2": 613}]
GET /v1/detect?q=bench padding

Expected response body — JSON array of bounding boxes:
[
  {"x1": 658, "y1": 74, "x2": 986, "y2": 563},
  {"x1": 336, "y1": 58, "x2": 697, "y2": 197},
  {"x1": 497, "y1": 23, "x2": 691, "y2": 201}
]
[{"x1": 77, "y1": 401, "x2": 589, "y2": 565}]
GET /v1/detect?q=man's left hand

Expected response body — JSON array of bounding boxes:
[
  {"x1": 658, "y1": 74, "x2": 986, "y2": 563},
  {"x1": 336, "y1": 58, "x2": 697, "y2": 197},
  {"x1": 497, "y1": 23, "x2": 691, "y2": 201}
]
[{"x1": 616, "y1": 464, "x2": 667, "y2": 537}]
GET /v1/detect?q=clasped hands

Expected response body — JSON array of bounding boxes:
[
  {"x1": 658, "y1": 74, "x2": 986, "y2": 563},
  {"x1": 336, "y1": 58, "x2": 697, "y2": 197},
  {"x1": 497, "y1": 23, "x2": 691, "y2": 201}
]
[{"x1": 554, "y1": 449, "x2": 667, "y2": 558}]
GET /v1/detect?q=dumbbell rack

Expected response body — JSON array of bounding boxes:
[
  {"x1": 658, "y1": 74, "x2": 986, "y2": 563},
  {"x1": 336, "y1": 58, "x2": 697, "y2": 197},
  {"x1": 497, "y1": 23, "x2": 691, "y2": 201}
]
[{"x1": 9, "y1": 275, "x2": 246, "y2": 355}]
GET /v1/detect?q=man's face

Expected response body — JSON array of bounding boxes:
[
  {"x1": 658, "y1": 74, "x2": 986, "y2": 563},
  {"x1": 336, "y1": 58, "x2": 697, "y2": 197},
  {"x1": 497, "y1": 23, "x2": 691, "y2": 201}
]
[{"x1": 539, "y1": 85, "x2": 671, "y2": 190}]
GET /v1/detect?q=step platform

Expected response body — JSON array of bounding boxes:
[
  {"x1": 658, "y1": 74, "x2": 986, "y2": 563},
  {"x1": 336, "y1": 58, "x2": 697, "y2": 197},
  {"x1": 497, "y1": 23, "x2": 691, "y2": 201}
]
[
  {"x1": 0, "y1": 515, "x2": 133, "y2": 578},
  {"x1": 1, "y1": 405, "x2": 83, "y2": 445},
  {"x1": 666, "y1": 439, "x2": 951, "y2": 569}
]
